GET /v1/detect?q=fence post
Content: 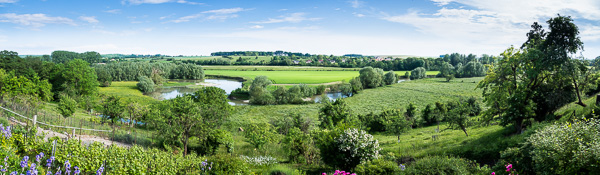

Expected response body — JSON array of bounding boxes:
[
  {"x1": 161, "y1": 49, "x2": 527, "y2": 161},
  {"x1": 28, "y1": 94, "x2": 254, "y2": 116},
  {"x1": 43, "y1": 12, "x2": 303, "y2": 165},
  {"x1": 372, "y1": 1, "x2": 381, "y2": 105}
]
[
  {"x1": 72, "y1": 128, "x2": 76, "y2": 138},
  {"x1": 33, "y1": 115, "x2": 37, "y2": 128}
]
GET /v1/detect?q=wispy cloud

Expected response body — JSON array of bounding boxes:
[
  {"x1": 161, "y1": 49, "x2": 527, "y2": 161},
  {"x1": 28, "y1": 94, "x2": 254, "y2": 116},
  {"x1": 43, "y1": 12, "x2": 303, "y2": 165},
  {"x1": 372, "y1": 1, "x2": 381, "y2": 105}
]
[
  {"x1": 79, "y1": 16, "x2": 99, "y2": 24},
  {"x1": 353, "y1": 13, "x2": 365, "y2": 17},
  {"x1": 104, "y1": 9, "x2": 122, "y2": 14},
  {"x1": 252, "y1": 13, "x2": 321, "y2": 24},
  {"x1": 250, "y1": 25, "x2": 264, "y2": 29},
  {"x1": 0, "y1": 0, "x2": 18, "y2": 3},
  {"x1": 170, "y1": 8, "x2": 247, "y2": 23},
  {"x1": 0, "y1": 13, "x2": 75, "y2": 27},
  {"x1": 348, "y1": 0, "x2": 363, "y2": 8},
  {"x1": 123, "y1": 0, "x2": 202, "y2": 5},
  {"x1": 431, "y1": 0, "x2": 455, "y2": 6}
]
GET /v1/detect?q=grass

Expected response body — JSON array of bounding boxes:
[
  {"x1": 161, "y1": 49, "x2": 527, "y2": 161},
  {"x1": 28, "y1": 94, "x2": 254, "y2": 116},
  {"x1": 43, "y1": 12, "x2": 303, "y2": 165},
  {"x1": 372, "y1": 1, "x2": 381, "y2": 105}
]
[
  {"x1": 99, "y1": 81, "x2": 158, "y2": 105},
  {"x1": 205, "y1": 70, "x2": 360, "y2": 84},
  {"x1": 206, "y1": 69, "x2": 440, "y2": 84},
  {"x1": 346, "y1": 77, "x2": 484, "y2": 115},
  {"x1": 203, "y1": 65, "x2": 363, "y2": 71}
]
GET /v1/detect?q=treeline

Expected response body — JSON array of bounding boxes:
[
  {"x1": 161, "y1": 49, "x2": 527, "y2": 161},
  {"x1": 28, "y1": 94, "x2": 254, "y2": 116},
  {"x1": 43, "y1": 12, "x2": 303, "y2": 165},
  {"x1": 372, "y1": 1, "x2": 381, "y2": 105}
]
[
  {"x1": 93, "y1": 62, "x2": 204, "y2": 86},
  {"x1": 211, "y1": 51, "x2": 308, "y2": 57},
  {"x1": 184, "y1": 53, "x2": 496, "y2": 72},
  {"x1": 50, "y1": 50, "x2": 102, "y2": 64}
]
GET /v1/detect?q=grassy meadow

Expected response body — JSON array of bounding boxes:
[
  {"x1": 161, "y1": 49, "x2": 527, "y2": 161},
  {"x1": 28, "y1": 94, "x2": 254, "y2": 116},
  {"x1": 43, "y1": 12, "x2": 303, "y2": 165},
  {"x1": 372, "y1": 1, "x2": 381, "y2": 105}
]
[{"x1": 98, "y1": 81, "x2": 158, "y2": 105}]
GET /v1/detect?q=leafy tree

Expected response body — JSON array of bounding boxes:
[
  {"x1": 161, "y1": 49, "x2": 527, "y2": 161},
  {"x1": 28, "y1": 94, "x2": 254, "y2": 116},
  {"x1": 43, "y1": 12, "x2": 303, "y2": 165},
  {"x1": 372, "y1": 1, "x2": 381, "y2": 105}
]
[
  {"x1": 282, "y1": 127, "x2": 317, "y2": 164},
  {"x1": 359, "y1": 67, "x2": 383, "y2": 88},
  {"x1": 478, "y1": 15, "x2": 585, "y2": 133},
  {"x1": 384, "y1": 109, "x2": 411, "y2": 142},
  {"x1": 404, "y1": 103, "x2": 418, "y2": 127},
  {"x1": 349, "y1": 77, "x2": 362, "y2": 94},
  {"x1": 100, "y1": 95, "x2": 124, "y2": 125},
  {"x1": 446, "y1": 102, "x2": 471, "y2": 136},
  {"x1": 409, "y1": 67, "x2": 427, "y2": 80},
  {"x1": 420, "y1": 104, "x2": 434, "y2": 126},
  {"x1": 440, "y1": 62, "x2": 455, "y2": 82},
  {"x1": 249, "y1": 76, "x2": 274, "y2": 105},
  {"x1": 57, "y1": 95, "x2": 77, "y2": 120},
  {"x1": 190, "y1": 86, "x2": 234, "y2": 128},
  {"x1": 331, "y1": 128, "x2": 380, "y2": 170},
  {"x1": 62, "y1": 59, "x2": 99, "y2": 96},
  {"x1": 339, "y1": 84, "x2": 353, "y2": 97},
  {"x1": 95, "y1": 66, "x2": 112, "y2": 87},
  {"x1": 460, "y1": 61, "x2": 486, "y2": 77},
  {"x1": 136, "y1": 76, "x2": 155, "y2": 94},
  {"x1": 384, "y1": 71, "x2": 397, "y2": 85},
  {"x1": 319, "y1": 98, "x2": 351, "y2": 129},
  {"x1": 125, "y1": 102, "x2": 148, "y2": 129},
  {"x1": 243, "y1": 122, "x2": 278, "y2": 150},
  {"x1": 159, "y1": 95, "x2": 202, "y2": 156},
  {"x1": 77, "y1": 95, "x2": 98, "y2": 115}
]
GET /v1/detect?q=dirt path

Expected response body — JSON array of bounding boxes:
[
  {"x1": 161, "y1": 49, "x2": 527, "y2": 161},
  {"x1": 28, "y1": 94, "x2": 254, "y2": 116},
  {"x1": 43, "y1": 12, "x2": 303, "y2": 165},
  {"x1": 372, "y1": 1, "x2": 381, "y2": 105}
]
[
  {"x1": 8, "y1": 117, "x2": 132, "y2": 148},
  {"x1": 272, "y1": 81, "x2": 342, "y2": 86}
]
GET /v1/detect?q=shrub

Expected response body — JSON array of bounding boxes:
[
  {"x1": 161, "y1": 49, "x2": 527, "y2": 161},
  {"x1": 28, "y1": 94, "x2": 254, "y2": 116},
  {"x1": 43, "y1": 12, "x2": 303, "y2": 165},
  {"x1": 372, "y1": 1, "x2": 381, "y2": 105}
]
[
  {"x1": 405, "y1": 156, "x2": 490, "y2": 175},
  {"x1": 208, "y1": 154, "x2": 251, "y2": 175},
  {"x1": 334, "y1": 128, "x2": 380, "y2": 170},
  {"x1": 409, "y1": 67, "x2": 427, "y2": 80},
  {"x1": 353, "y1": 159, "x2": 400, "y2": 175},
  {"x1": 136, "y1": 76, "x2": 155, "y2": 93},
  {"x1": 384, "y1": 71, "x2": 397, "y2": 85}
]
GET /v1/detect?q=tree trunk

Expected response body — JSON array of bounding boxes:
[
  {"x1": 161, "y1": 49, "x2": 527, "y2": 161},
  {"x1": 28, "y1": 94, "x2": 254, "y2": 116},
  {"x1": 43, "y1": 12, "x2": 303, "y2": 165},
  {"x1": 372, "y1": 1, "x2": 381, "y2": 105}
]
[
  {"x1": 397, "y1": 135, "x2": 400, "y2": 143},
  {"x1": 573, "y1": 78, "x2": 587, "y2": 107},
  {"x1": 515, "y1": 118, "x2": 523, "y2": 134},
  {"x1": 462, "y1": 127, "x2": 468, "y2": 137},
  {"x1": 183, "y1": 136, "x2": 188, "y2": 156}
]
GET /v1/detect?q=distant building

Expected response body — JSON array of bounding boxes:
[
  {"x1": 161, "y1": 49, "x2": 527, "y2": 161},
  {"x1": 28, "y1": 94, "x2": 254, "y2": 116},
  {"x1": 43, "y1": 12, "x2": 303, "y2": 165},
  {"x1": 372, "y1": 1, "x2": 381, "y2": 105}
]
[
  {"x1": 293, "y1": 60, "x2": 300, "y2": 64},
  {"x1": 341, "y1": 59, "x2": 346, "y2": 63},
  {"x1": 306, "y1": 60, "x2": 313, "y2": 64},
  {"x1": 318, "y1": 59, "x2": 324, "y2": 63}
]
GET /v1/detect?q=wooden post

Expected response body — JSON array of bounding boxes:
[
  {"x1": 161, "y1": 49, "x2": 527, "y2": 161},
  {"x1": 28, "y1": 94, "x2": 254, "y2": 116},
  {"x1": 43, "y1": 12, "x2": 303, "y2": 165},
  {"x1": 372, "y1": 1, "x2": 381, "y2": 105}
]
[{"x1": 33, "y1": 115, "x2": 37, "y2": 128}]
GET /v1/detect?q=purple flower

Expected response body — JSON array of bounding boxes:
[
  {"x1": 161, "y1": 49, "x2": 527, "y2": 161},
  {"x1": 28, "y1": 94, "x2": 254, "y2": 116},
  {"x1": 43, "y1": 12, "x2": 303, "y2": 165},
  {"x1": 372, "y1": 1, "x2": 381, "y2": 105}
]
[
  {"x1": 74, "y1": 166, "x2": 80, "y2": 175},
  {"x1": 9, "y1": 171, "x2": 17, "y2": 175},
  {"x1": 96, "y1": 167, "x2": 104, "y2": 175},
  {"x1": 46, "y1": 159, "x2": 52, "y2": 168},
  {"x1": 400, "y1": 164, "x2": 406, "y2": 171},
  {"x1": 55, "y1": 169, "x2": 61, "y2": 175},
  {"x1": 20, "y1": 157, "x2": 28, "y2": 168}
]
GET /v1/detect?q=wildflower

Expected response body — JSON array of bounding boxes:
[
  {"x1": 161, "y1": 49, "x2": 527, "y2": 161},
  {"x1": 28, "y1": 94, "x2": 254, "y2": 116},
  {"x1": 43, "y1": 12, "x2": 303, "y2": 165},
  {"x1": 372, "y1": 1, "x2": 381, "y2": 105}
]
[
  {"x1": 96, "y1": 167, "x2": 104, "y2": 175},
  {"x1": 74, "y1": 166, "x2": 80, "y2": 175},
  {"x1": 55, "y1": 169, "x2": 61, "y2": 175},
  {"x1": 322, "y1": 173, "x2": 326, "y2": 175},
  {"x1": 400, "y1": 164, "x2": 405, "y2": 171},
  {"x1": 506, "y1": 164, "x2": 512, "y2": 169},
  {"x1": 491, "y1": 172, "x2": 496, "y2": 175},
  {"x1": 20, "y1": 156, "x2": 29, "y2": 168},
  {"x1": 64, "y1": 160, "x2": 71, "y2": 175},
  {"x1": 9, "y1": 171, "x2": 17, "y2": 175},
  {"x1": 46, "y1": 159, "x2": 52, "y2": 168}
]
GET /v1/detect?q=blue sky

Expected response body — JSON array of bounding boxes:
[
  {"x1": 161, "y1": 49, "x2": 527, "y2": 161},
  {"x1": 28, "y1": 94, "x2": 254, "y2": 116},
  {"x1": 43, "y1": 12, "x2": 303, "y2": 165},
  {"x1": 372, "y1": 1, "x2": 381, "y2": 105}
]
[{"x1": 0, "y1": 0, "x2": 599, "y2": 58}]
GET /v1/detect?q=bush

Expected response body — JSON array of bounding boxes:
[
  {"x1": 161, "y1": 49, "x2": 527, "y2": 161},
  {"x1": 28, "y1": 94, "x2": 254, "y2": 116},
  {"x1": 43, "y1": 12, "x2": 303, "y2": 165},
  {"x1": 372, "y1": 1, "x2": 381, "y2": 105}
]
[
  {"x1": 353, "y1": 159, "x2": 400, "y2": 175},
  {"x1": 334, "y1": 128, "x2": 380, "y2": 170},
  {"x1": 405, "y1": 156, "x2": 490, "y2": 175},
  {"x1": 136, "y1": 76, "x2": 155, "y2": 93},
  {"x1": 208, "y1": 154, "x2": 251, "y2": 175},
  {"x1": 409, "y1": 67, "x2": 427, "y2": 80},
  {"x1": 384, "y1": 71, "x2": 397, "y2": 85},
  {"x1": 499, "y1": 119, "x2": 600, "y2": 174}
]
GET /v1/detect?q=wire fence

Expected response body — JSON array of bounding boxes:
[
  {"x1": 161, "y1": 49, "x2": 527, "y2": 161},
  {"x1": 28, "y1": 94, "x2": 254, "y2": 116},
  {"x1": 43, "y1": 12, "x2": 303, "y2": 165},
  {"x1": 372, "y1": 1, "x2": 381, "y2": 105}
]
[{"x1": 0, "y1": 100, "x2": 156, "y2": 147}]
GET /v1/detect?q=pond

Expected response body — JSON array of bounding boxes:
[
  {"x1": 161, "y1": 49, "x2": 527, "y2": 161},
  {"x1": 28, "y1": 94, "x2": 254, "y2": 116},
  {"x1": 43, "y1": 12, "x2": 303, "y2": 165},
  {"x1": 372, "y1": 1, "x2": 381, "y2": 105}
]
[{"x1": 147, "y1": 79, "x2": 246, "y2": 105}]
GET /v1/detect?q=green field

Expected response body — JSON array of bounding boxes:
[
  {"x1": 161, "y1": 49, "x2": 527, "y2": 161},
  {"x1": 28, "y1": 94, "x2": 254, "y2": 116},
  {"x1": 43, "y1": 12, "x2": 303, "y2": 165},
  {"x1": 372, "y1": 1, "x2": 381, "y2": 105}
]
[
  {"x1": 205, "y1": 69, "x2": 440, "y2": 84},
  {"x1": 99, "y1": 81, "x2": 158, "y2": 104},
  {"x1": 203, "y1": 65, "x2": 362, "y2": 71},
  {"x1": 346, "y1": 77, "x2": 484, "y2": 115}
]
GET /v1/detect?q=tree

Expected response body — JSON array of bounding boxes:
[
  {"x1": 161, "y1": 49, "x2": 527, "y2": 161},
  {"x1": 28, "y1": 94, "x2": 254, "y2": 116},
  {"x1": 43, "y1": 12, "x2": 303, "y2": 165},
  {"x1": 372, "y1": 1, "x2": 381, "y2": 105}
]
[
  {"x1": 446, "y1": 102, "x2": 471, "y2": 136},
  {"x1": 460, "y1": 61, "x2": 486, "y2": 77},
  {"x1": 190, "y1": 86, "x2": 233, "y2": 128},
  {"x1": 125, "y1": 102, "x2": 148, "y2": 129},
  {"x1": 95, "y1": 66, "x2": 112, "y2": 87},
  {"x1": 410, "y1": 67, "x2": 427, "y2": 80},
  {"x1": 244, "y1": 122, "x2": 278, "y2": 150},
  {"x1": 404, "y1": 103, "x2": 417, "y2": 127},
  {"x1": 100, "y1": 95, "x2": 124, "y2": 125},
  {"x1": 440, "y1": 62, "x2": 455, "y2": 82},
  {"x1": 160, "y1": 95, "x2": 202, "y2": 156},
  {"x1": 136, "y1": 76, "x2": 155, "y2": 94},
  {"x1": 249, "y1": 76, "x2": 274, "y2": 105},
  {"x1": 333, "y1": 128, "x2": 380, "y2": 170},
  {"x1": 349, "y1": 77, "x2": 363, "y2": 94},
  {"x1": 478, "y1": 15, "x2": 586, "y2": 133},
  {"x1": 57, "y1": 95, "x2": 77, "y2": 121},
  {"x1": 62, "y1": 59, "x2": 99, "y2": 96},
  {"x1": 384, "y1": 71, "x2": 397, "y2": 85},
  {"x1": 319, "y1": 98, "x2": 351, "y2": 129},
  {"x1": 359, "y1": 67, "x2": 383, "y2": 88},
  {"x1": 384, "y1": 109, "x2": 411, "y2": 142}
]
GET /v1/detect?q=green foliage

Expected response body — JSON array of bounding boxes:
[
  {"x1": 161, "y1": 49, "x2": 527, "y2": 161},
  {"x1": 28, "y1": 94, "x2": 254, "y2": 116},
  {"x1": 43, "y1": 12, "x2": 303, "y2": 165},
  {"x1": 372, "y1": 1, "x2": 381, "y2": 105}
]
[
  {"x1": 440, "y1": 62, "x2": 455, "y2": 82},
  {"x1": 243, "y1": 122, "x2": 279, "y2": 150},
  {"x1": 282, "y1": 127, "x2": 317, "y2": 164},
  {"x1": 404, "y1": 156, "x2": 490, "y2": 175},
  {"x1": 359, "y1": 66, "x2": 384, "y2": 88},
  {"x1": 57, "y1": 94, "x2": 77, "y2": 119},
  {"x1": 62, "y1": 59, "x2": 99, "y2": 96},
  {"x1": 353, "y1": 159, "x2": 401, "y2": 175},
  {"x1": 207, "y1": 154, "x2": 252, "y2": 175},
  {"x1": 445, "y1": 102, "x2": 472, "y2": 136},
  {"x1": 93, "y1": 62, "x2": 204, "y2": 81},
  {"x1": 316, "y1": 85, "x2": 326, "y2": 95},
  {"x1": 460, "y1": 61, "x2": 486, "y2": 77},
  {"x1": 349, "y1": 77, "x2": 363, "y2": 94},
  {"x1": 51, "y1": 50, "x2": 101, "y2": 64},
  {"x1": 191, "y1": 86, "x2": 234, "y2": 128},
  {"x1": 499, "y1": 119, "x2": 600, "y2": 174},
  {"x1": 410, "y1": 67, "x2": 427, "y2": 80},
  {"x1": 0, "y1": 69, "x2": 53, "y2": 102},
  {"x1": 385, "y1": 109, "x2": 412, "y2": 141},
  {"x1": 250, "y1": 76, "x2": 275, "y2": 105},
  {"x1": 319, "y1": 99, "x2": 351, "y2": 129},
  {"x1": 332, "y1": 128, "x2": 380, "y2": 170},
  {"x1": 95, "y1": 66, "x2": 112, "y2": 87},
  {"x1": 136, "y1": 76, "x2": 155, "y2": 93},
  {"x1": 201, "y1": 129, "x2": 234, "y2": 155},
  {"x1": 158, "y1": 95, "x2": 203, "y2": 155},
  {"x1": 384, "y1": 70, "x2": 397, "y2": 85},
  {"x1": 405, "y1": 103, "x2": 418, "y2": 126}
]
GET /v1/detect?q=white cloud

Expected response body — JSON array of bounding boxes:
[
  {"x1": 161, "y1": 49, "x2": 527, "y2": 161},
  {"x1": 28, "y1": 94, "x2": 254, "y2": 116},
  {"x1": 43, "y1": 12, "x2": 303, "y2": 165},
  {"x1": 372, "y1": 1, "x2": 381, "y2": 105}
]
[
  {"x1": 0, "y1": 13, "x2": 75, "y2": 27},
  {"x1": 278, "y1": 9, "x2": 288, "y2": 12},
  {"x1": 202, "y1": 7, "x2": 245, "y2": 14},
  {"x1": 0, "y1": 0, "x2": 17, "y2": 3},
  {"x1": 170, "y1": 8, "x2": 246, "y2": 23},
  {"x1": 348, "y1": 0, "x2": 363, "y2": 8},
  {"x1": 252, "y1": 13, "x2": 321, "y2": 24},
  {"x1": 104, "y1": 9, "x2": 122, "y2": 14},
  {"x1": 250, "y1": 25, "x2": 264, "y2": 29},
  {"x1": 580, "y1": 24, "x2": 600, "y2": 42},
  {"x1": 353, "y1": 13, "x2": 365, "y2": 17},
  {"x1": 79, "y1": 16, "x2": 99, "y2": 24},
  {"x1": 431, "y1": 0, "x2": 455, "y2": 6},
  {"x1": 124, "y1": 0, "x2": 202, "y2": 5}
]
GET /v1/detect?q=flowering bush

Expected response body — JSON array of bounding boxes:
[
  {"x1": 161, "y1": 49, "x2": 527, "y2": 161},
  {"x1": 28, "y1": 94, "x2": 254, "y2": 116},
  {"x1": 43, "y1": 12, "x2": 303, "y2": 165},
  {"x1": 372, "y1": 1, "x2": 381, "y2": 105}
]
[
  {"x1": 240, "y1": 155, "x2": 278, "y2": 167},
  {"x1": 335, "y1": 128, "x2": 380, "y2": 169}
]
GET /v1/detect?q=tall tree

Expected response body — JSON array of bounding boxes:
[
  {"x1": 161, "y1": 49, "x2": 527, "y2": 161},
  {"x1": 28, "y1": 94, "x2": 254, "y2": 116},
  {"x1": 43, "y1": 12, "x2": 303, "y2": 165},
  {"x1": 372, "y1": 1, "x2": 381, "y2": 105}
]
[
  {"x1": 160, "y1": 95, "x2": 202, "y2": 156},
  {"x1": 62, "y1": 59, "x2": 99, "y2": 96}
]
